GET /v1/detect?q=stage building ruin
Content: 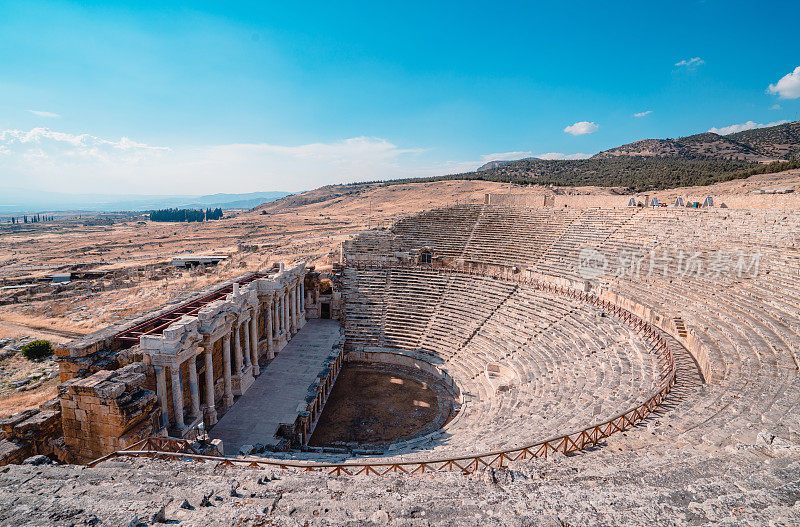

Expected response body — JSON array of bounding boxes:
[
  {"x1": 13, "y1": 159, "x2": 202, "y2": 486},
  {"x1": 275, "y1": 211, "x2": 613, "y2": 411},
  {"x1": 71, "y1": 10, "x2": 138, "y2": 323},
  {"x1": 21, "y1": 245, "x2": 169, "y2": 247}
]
[{"x1": 1, "y1": 263, "x2": 348, "y2": 463}]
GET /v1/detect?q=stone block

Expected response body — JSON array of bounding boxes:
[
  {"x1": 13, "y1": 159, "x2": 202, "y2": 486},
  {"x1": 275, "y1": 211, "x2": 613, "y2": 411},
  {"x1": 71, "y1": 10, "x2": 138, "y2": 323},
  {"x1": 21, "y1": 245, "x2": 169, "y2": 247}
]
[
  {"x1": 210, "y1": 438, "x2": 223, "y2": 456},
  {"x1": 0, "y1": 410, "x2": 38, "y2": 437},
  {"x1": 22, "y1": 454, "x2": 52, "y2": 466},
  {"x1": 14, "y1": 411, "x2": 61, "y2": 439},
  {"x1": 70, "y1": 373, "x2": 113, "y2": 395},
  {"x1": 81, "y1": 396, "x2": 101, "y2": 406},
  {"x1": 39, "y1": 398, "x2": 62, "y2": 413},
  {"x1": 114, "y1": 372, "x2": 147, "y2": 391},
  {"x1": 94, "y1": 381, "x2": 126, "y2": 399},
  {"x1": 0, "y1": 439, "x2": 31, "y2": 466}
]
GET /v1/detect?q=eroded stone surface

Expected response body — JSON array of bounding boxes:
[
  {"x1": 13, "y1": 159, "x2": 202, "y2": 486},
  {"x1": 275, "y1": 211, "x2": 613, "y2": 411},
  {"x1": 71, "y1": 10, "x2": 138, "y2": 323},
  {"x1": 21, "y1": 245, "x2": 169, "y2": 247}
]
[{"x1": 0, "y1": 444, "x2": 798, "y2": 526}]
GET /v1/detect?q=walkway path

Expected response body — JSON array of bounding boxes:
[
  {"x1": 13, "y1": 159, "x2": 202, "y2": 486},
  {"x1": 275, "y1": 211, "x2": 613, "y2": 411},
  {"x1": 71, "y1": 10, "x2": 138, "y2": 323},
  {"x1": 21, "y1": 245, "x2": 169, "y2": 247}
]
[{"x1": 210, "y1": 319, "x2": 341, "y2": 454}]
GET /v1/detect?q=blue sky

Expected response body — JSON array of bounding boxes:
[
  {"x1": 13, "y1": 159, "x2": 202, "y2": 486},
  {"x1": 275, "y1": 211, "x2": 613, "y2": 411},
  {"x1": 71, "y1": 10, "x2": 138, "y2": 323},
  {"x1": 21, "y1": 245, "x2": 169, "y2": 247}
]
[{"x1": 1, "y1": 0, "x2": 799, "y2": 194}]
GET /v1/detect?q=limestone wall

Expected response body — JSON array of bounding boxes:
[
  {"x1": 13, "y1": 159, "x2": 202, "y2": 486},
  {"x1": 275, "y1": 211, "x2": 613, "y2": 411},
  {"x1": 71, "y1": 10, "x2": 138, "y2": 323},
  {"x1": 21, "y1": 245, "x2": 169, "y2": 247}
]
[
  {"x1": 59, "y1": 363, "x2": 160, "y2": 463},
  {"x1": 597, "y1": 288, "x2": 714, "y2": 383},
  {"x1": 486, "y1": 192, "x2": 800, "y2": 210},
  {"x1": 345, "y1": 348, "x2": 461, "y2": 402},
  {"x1": 487, "y1": 193, "x2": 629, "y2": 208},
  {"x1": 0, "y1": 399, "x2": 64, "y2": 466}
]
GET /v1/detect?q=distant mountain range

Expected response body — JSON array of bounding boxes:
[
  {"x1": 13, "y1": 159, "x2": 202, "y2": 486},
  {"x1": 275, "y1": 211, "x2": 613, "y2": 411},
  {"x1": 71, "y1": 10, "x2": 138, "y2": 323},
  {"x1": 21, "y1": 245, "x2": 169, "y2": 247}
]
[
  {"x1": 476, "y1": 122, "x2": 800, "y2": 172},
  {"x1": 592, "y1": 121, "x2": 800, "y2": 162},
  {"x1": 0, "y1": 189, "x2": 291, "y2": 214},
  {"x1": 391, "y1": 121, "x2": 800, "y2": 191}
]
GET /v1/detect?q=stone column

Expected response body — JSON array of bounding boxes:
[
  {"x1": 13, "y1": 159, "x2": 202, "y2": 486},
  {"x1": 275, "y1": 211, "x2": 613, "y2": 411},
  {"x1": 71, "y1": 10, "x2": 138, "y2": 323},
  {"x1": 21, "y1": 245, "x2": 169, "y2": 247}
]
[
  {"x1": 155, "y1": 366, "x2": 169, "y2": 429},
  {"x1": 250, "y1": 311, "x2": 260, "y2": 375},
  {"x1": 289, "y1": 285, "x2": 296, "y2": 334},
  {"x1": 188, "y1": 353, "x2": 201, "y2": 419},
  {"x1": 300, "y1": 281, "x2": 305, "y2": 312},
  {"x1": 234, "y1": 323, "x2": 244, "y2": 373},
  {"x1": 294, "y1": 283, "x2": 300, "y2": 325},
  {"x1": 278, "y1": 292, "x2": 284, "y2": 335},
  {"x1": 273, "y1": 298, "x2": 280, "y2": 336},
  {"x1": 283, "y1": 291, "x2": 289, "y2": 334},
  {"x1": 222, "y1": 333, "x2": 234, "y2": 406},
  {"x1": 204, "y1": 345, "x2": 217, "y2": 425},
  {"x1": 241, "y1": 321, "x2": 251, "y2": 370},
  {"x1": 274, "y1": 297, "x2": 279, "y2": 335},
  {"x1": 170, "y1": 364, "x2": 185, "y2": 431},
  {"x1": 266, "y1": 297, "x2": 275, "y2": 360}
]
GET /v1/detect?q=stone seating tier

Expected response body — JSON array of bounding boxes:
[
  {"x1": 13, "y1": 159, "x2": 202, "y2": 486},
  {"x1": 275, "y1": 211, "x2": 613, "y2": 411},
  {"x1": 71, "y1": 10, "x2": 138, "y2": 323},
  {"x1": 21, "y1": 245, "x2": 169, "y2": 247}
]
[
  {"x1": 340, "y1": 267, "x2": 663, "y2": 458},
  {"x1": 341, "y1": 205, "x2": 800, "y2": 455}
]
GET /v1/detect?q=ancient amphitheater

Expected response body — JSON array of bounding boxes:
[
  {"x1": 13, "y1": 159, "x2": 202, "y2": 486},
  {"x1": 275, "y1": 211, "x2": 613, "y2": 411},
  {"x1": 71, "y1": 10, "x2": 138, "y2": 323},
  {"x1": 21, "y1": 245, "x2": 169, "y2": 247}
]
[{"x1": 2, "y1": 194, "x2": 799, "y2": 526}]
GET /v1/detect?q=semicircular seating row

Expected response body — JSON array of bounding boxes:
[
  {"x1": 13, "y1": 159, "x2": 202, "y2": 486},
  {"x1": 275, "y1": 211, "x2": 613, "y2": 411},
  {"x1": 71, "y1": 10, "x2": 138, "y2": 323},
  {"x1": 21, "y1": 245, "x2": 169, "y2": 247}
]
[
  {"x1": 341, "y1": 267, "x2": 663, "y2": 458},
  {"x1": 344, "y1": 204, "x2": 800, "y2": 450}
]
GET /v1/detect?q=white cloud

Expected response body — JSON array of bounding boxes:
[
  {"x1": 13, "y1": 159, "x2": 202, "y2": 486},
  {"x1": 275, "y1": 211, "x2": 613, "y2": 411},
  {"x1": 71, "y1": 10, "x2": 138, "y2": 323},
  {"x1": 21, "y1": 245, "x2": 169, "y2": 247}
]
[
  {"x1": 675, "y1": 57, "x2": 705, "y2": 68},
  {"x1": 564, "y1": 121, "x2": 599, "y2": 136},
  {"x1": 535, "y1": 152, "x2": 591, "y2": 160},
  {"x1": 767, "y1": 66, "x2": 800, "y2": 99},
  {"x1": 634, "y1": 110, "x2": 652, "y2": 118},
  {"x1": 708, "y1": 120, "x2": 789, "y2": 135},
  {"x1": 28, "y1": 110, "x2": 61, "y2": 118},
  {"x1": 0, "y1": 127, "x2": 601, "y2": 194},
  {"x1": 479, "y1": 151, "x2": 532, "y2": 163},
  {"x1": 0, "y1": 128, "x2": 431, "y2": 194},
  {"x1": 0, "y1": 127, "x2": 170, "y2": 159},
  {"x1": 770, "y1": 104, "x2": 782, "y2": 110}
]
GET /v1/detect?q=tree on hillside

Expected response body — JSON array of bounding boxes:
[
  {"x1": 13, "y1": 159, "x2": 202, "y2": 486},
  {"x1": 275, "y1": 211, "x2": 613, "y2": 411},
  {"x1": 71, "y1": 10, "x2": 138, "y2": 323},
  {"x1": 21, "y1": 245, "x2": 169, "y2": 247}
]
[
  {"x1": 205, "y1": 208, "x2": 223, "y2": 220},
  {"x1": 149, "y1": 208, "x2": 220, "y2": 222}
]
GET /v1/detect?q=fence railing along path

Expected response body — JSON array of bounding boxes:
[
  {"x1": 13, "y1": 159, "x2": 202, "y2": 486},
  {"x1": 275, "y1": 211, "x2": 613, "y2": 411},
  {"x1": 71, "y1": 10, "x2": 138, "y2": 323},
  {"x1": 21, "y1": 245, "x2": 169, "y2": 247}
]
[{"x1": 89, "y1": 263, "x2": 677, "y2": 476}]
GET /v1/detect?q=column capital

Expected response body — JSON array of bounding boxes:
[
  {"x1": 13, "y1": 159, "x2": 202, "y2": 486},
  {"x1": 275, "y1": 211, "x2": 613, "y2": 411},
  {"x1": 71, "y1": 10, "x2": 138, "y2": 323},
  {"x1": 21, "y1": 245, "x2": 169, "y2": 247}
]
[{"x1": 259, "y1": 290, "x2": 275, "y2": 301}]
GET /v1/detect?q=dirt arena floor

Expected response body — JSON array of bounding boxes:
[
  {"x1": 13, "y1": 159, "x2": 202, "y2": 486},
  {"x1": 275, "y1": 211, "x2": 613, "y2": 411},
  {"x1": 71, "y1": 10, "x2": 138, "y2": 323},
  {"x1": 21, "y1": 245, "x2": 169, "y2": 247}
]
[{"x1": 309, "y1": 363, "x2": 455, "y2": 446}]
